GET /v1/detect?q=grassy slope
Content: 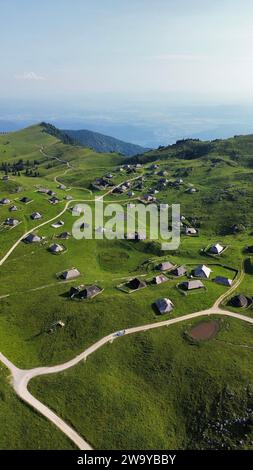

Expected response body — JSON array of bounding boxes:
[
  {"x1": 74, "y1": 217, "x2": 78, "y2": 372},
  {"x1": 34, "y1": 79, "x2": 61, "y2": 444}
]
[
  {"x1": 0, "y1": 367, "x2": 74, "y2": 449},
  {"x1": 0, "y1": 124, "x2": 253, "y2": 449},
  {"x1": 64, "y1": 128, "x2": 148, "y2": 157},
  {"x1": 30, "y1": 316, "x2": 253, "y2": 450}
]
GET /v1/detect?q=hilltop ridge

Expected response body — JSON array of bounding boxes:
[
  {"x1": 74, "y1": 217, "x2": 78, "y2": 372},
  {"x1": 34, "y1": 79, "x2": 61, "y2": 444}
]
[{"x1": 63, "y1": 127, "x2": 149, "y2": 157}]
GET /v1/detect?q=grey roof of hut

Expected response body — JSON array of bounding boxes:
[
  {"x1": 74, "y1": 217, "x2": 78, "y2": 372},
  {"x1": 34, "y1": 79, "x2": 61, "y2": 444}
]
[
  {"x1": 9, "y1": 205, "x2": 18, "y2": 211},
  {"x1": 214, "y1": 276, "x2": 233, "y2": 286},
  {"x1": 37, "y1": 187, "x2": 50, "y2": 194},
  {"x1": 5, "y1": 218, "x2": 19, "y2": 226},
  {"x1": 185, "y1": 227, "x2": 197, "y2": 235},
  {"x1": 181, "y1": 280, "x2": 204, "y2": 290},
  {"x1": 230, "y1": 294, "x2": 249, "y2": 308},
  {"x1": 23, "y1": 233, "x2": 41, "y2": 243},
  {"x1": 209, "y1": 243, "x2": 224, "y2": 254},
  {"x1": 0, "y1": 198, "x2": 10, "y2": 204},
  {"x1": 128, "y1": 277, "x2": 147, "y2": 290},
  {"x1": 79, "y1": 285, "x2": 102, "y2": 299},
  {"x1": 158, "y1": 261, "x2": 174, "y2": 271},
  {"x1": 51, "y1": 220, "x2": 64, "y2": 228},
  {"x1": 49, "y1": 243, "x2": 64, "y2": 253},
  {"x1": 194, "y1": 265, "x2": 212, "y2": 278},
  {"x1": 155, "y1": 298, "x2": 174, "y2": 314},
  {"x1": 187, "y1": 187, "x2": 197, "y2": 193},
  {"x1": 60, "y1": 268, "x2": 80, "y2": 280},
  {"x1": 20, "y1": 197, "x2": 31, "y2": 203},
  {"x1": 153, "y1": 274, "x2": 168, "y2": 284},
  {"x1": 31, "y1": 212, "x2": 42, "y2": 220},
  {"x1": 69, "y1": 286, "x2": 83, "y2": 298},
  {"x1": 172, "y1": 266, "x2": 187, "y2": 277},
  {"x1": 49, "y1": 196, "x2": 59, "y2": 204},
  {"x1": 58, "y1": 231, "x2": 71, "y2": 239}
]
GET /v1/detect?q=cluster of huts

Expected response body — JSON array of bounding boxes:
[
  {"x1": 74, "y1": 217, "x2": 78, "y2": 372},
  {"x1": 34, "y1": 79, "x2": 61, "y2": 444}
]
[
  {"x1": 122, "y1": 250, "x2": 237, "y2": 314},
  {"x1": 1, "y1": 186, "x2": 66, "y2": 230},
  {"x1": 37, "y1": 188, "x2": 62, "y2": 204},
  {"x1": 69, "y1": 284, "x2": 103, "y2": 300},
  {"x1": 1, "y1": 158, "x2": 249, "y2": 324},
  {"x1": 22, "y1": 228, "x2": 68, "y2": 254},
  {"x1": 58, "y1": 269, "x2": 103, "y2": 301},
  {"x1": 91, "y1": 177, "x2": 114, "y2": 191}
]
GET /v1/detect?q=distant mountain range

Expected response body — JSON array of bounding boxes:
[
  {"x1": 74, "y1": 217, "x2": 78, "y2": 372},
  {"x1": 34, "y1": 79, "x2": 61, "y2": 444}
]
[
  {"x1": 0, "y1": 120, "x2": 20, "y2": 132},
  {"x1": 63, "y1": 128, "x2": 149, "y2": 157}
]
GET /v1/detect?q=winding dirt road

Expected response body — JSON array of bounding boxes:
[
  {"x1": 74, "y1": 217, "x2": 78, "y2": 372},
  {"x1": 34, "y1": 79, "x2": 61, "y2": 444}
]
[
  {"x1": 0, "y1": 304, "x2": 252, "y2": 450},
  {"x1": 0, "y1": 162, "x2": 147, "y2": 449},
  {"x1": 0, "y1": 152, "x2": 250, "y2": 450}
]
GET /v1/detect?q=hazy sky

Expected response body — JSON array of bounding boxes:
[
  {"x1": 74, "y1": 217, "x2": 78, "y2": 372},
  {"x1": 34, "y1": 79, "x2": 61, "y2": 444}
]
[{"x1": 2, "y1": 0, "x2": 253, "y2": 103}]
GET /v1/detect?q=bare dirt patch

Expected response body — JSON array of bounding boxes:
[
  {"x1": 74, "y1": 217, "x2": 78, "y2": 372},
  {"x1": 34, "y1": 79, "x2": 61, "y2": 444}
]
[{"x1": 189, "y1": 320, "x2": 219, "y2": 341}]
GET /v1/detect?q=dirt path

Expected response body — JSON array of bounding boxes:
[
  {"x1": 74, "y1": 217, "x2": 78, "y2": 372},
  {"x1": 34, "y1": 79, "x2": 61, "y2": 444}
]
[
  {"x1": 40, "y1": 146, "x2": 73, "y2": 169},
  {"x1": 0, "y1": 153, "x2": 248, "y2": 451},
  {"x1": 0, "y1": 198, "x2": 90, "y2": 267},
  {"x1": 213, "y1": 264, "x2": 245, "y2": 309},
  {"x1": 0, "y1": 303, "x2": 252, "y2": 450},
  {"x1": 0, "y1": 168, "x2": 142, "y2": 268},
  {"x1": 0, "y1": 264, "x2": 248, "y2": 450},
  {"x1": 0, "y1": 237, "x2": 248, "y2": 450}
]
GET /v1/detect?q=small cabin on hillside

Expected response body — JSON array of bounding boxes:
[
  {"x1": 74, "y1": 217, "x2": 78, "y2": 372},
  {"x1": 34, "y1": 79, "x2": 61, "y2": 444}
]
[
  {"x1": 5, "y1": 218, "x2": 19, "y2": 227},
  {"x1": 49, "y1": 196, "x2": 60, "y2": 204},
  {"x1": 57, "y1": 231, "x2": 71, "y2": 239},
  {"x1": 157, "y1": 261, "x2": 174, "y2": 272},
  {"x1": 214, "y1": 276, "x2": 233, "y2": 287},
  {"x1": 60, "y1": 268, "x2": 80, "y2": 280},
  {"x1": 0, "y1": 198, "x2": 10, "y2": 204},
  {"x1": 209, "y1": 243, "x2": 224, "y2": 255},
  {"x1": 49, "y1": 243, "x2": 64, "y2": 254},
  {"x1": 185, "y1": 227, "x2": 197, "y2": 236},
  {"x1": 128, "y1": 278, "x2": 147, "y2": 290},
  {"x1": 194, "y1": 265, "x2": 212, "y2": 279},
  {"x1": 23, "y1": 233, "x2": 41, "y2": 243},
  {"x1": 31, "y1": 212, "x2": 42, "y2": 220},
  {"x1": 172, "y1": 266, "x2": 187, "y2": 277},
  {"x1": 153, "y1": 274, "x2": 168, "y2": 284},
  {"x1": 20, "y1": 197, "x2": 32, "y2": 204},
  {"x1": 51, "y1": 220, "x2": 64, "y2": 229},
  {"x1": 180, "y1": 280, "x2": 204, "y2": 291},
  {"x1": 9, "y1": 205, "x2": 18, "y2": 212},
  {"x1": 79, "y1": 285, "x2": 102, "y2": 300},
  {"x1": 230, "y1": 294, "x2": 250, "y2": 308},
  {"x1": 155, "y1": 298, "x2": 174, "y2": 314}
]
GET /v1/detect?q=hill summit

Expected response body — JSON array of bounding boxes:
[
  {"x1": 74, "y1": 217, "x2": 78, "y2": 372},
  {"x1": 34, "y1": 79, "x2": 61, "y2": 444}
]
[{"x1": 63, "y1": 128, "x2": 149, "y2": 157}]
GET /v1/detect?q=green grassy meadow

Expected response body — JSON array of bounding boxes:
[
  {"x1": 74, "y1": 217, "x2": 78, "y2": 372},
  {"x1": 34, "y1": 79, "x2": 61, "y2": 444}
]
[
  {"x1": 0, "y1": 367, "x2": 74, "y2": 449},
  {"x1": 0, "y1": 124, "x2": 253, "y2": 449},
  {"x1": 30, "y1": 316, "x2": 253, "y2": 450}
]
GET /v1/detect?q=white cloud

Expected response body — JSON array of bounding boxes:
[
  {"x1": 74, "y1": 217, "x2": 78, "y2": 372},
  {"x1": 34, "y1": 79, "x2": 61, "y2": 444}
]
[{"x1": 14, "y1": 71, "x2": 46, "y2": 81}]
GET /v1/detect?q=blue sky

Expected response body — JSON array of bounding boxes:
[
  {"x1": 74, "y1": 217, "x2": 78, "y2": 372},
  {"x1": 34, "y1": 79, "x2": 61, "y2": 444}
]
[
  {"x1": 2, "y1": 0, "x2": 253, "y2": 102},
  {"x1": 2, "y1": 0, "x2": 253, "y2": 146}
]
